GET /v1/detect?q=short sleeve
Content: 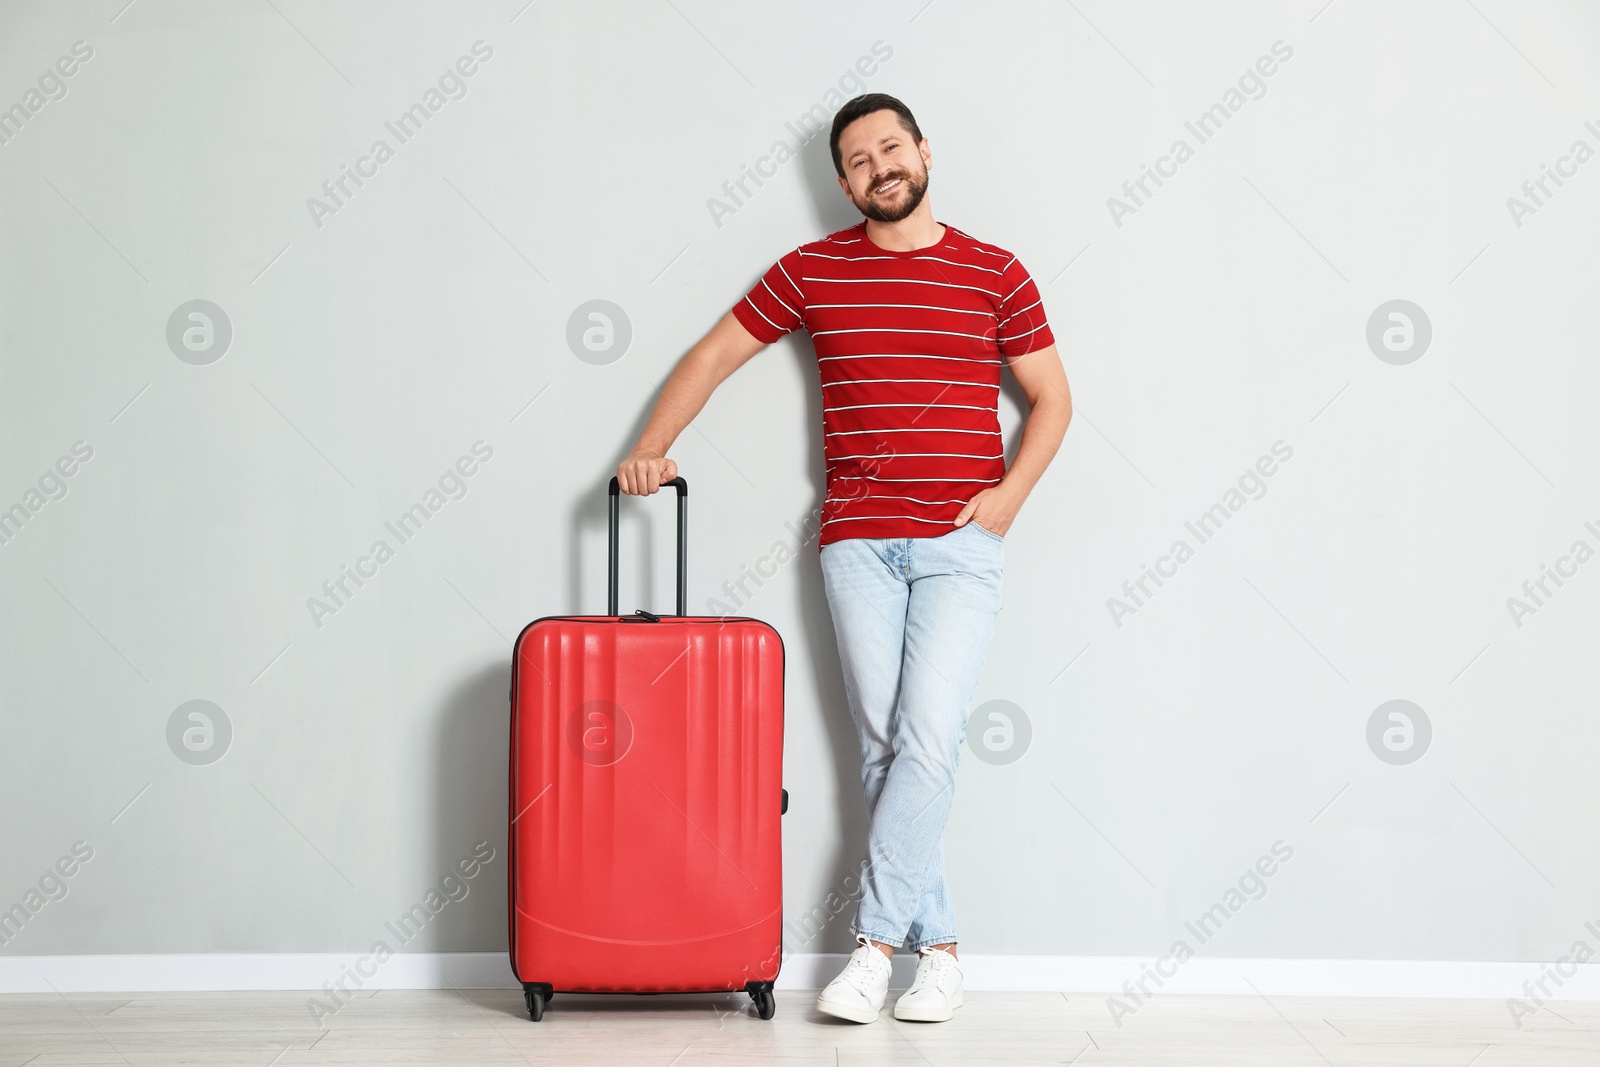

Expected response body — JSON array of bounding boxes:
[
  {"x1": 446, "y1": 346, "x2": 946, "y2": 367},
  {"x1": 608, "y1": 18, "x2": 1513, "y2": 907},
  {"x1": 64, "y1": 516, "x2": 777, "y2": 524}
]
[
  {"x1": 995, "y1": 256, "x2": 1054, "y2": 357},
  {"x1": 732, "y1": 248, "x2": 807, "y2": 343}
]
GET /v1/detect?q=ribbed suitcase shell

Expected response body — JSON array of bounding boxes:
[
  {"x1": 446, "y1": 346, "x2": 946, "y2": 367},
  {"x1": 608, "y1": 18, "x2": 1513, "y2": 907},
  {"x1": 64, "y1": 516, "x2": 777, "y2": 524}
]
[{"x1": 508, "y1": 612, "x2": 785, "y2": 992}]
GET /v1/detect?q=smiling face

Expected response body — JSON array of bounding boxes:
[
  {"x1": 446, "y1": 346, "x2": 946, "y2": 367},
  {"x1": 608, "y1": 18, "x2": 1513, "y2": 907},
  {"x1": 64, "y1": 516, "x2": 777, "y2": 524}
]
[{"x1": 835, "y1": 109, "x2": 931, "y2": 223}]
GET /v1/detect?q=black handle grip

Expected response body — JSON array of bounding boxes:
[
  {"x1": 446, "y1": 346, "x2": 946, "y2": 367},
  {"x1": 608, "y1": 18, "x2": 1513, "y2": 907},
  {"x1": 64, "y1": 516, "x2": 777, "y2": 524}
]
[{"x1": 607, "y1": 476, "x2": 687, "y2": 617}]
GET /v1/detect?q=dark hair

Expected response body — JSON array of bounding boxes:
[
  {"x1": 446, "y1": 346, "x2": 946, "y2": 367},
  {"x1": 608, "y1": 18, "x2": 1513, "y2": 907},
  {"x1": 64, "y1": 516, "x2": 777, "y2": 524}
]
[{"x1": 829, "y1": 93, "x2": 923, "y2": 178}]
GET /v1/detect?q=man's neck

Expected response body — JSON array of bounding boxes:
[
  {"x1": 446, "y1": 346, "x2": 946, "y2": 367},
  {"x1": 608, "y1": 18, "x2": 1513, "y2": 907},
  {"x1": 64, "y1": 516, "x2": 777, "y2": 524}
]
[{"x1": 864, "y1": 204, "x2": 943, "y2": 252}]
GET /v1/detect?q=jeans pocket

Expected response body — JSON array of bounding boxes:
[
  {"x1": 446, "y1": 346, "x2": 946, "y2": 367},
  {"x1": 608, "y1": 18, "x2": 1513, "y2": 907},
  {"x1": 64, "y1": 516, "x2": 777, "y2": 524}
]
[{"x1": 969, "y1": 520, "x2": 1004, "y2": 544}]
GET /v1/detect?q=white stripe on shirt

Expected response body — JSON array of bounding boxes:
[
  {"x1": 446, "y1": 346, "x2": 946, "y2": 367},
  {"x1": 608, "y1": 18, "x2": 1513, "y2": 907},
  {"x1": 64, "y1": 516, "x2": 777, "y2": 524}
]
[
  {"x1": 831, "y1": 475, "x2": 1003, "y2": 484},
  {"x1": 830, "y1": 451, "x2": 1004, "y2": 460},
  {"x1": 826, "y1": 494, "x2": 972, "y2": 505},
  {"x1": 825, "y1": 402, "x2": 997, "y2": 413},
  {"x1": 741, "y1": 296, "x2": 785, "y2": 334},
  {"x1": 817, "y1": 354, "x2": 1002, "y2": 364},
  {"x1": 998, "y1": 299, "x2": 1040, "y2": 327},
  {"x1": 825, "y1": 427, "x2": 999, "y2": 436},
  {"x1": 821, "y1": 513, "x2": 954, "y2": 527},
  {"x1": 777, "y1": 259, "x2": 804, "y2": 302},
  {"x1": 803, "y1": 250, "x2": 1004, "y2": 276},
  {"x1": 761, "y1": 278, "x2": 798, "y2": 319},
  {"x1": 822, "y1": 378, "x2": 999, "y2": 388},
  {"x1": 1000, "y1": 321, "x2": 1047, "y2": 342},
  {"x1": 956, "y1": 238, "x2": 1011, "y2": 262},
  {"x1": 808, "y1": 302, "x2": 995, "y2": 317},
  {"x1": 811, "y1": 327, "x2": 999, "y2": 341},
  {"x1": 802, "y1": 276, "x2": 1001, "y2": 299}
]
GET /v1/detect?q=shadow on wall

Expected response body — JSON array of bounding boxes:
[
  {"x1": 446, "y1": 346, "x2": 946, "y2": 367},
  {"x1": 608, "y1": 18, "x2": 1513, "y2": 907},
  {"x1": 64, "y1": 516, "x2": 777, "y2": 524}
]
[
  {"x1": 431, "y1": 661, "x2": 511, "y2": 952},
  {"x1": 796, "y1": 126, "x2": 864, "y2": 237}
]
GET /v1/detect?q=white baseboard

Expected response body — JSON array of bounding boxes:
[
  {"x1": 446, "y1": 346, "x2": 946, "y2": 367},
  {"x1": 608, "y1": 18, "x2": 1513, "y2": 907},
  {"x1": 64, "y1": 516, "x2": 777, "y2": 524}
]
[
  {"x1": 0, "y1": 952, "x2": 519, "y2": 995},
  {"x1": 1, "y1": 952, "x2": 1596, "y2": 1000}
]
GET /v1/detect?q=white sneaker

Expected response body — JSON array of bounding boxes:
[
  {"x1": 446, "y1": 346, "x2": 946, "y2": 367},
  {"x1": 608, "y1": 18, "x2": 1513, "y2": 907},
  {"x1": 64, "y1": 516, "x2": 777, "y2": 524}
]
[
  {"x1": 816, "y1": 935, "x2": 893, "y2": 1023},
  {"x1": 893, "y1": 946, "x2": 964, "y2": 1022}
]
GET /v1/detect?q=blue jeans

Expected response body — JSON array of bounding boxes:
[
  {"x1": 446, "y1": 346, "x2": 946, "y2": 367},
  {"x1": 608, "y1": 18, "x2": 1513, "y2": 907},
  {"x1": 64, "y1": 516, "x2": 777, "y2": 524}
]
[{"x1": 818, "y1": 520, "x2": 1005, "y2": 952}]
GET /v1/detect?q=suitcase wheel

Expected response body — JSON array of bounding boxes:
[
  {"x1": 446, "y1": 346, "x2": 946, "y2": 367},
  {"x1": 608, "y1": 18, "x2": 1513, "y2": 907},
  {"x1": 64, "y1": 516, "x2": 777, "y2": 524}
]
[
  {"x1": 522, "y1": 982, "x2": 553, "y2": 1022},
  {"x1": 746, "y1": 980, "x2": 776, "y2": 1020}
]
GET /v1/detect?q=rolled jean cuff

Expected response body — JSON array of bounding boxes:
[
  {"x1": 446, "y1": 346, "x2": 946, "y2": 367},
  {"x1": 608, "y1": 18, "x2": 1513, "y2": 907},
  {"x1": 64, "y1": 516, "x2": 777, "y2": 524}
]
[
  {"x1": 905, "y1": 934, "x2": 958, "y2": 953},
  {"x1": 851, "y1": 927, "x2": 906, "y2": 949}
]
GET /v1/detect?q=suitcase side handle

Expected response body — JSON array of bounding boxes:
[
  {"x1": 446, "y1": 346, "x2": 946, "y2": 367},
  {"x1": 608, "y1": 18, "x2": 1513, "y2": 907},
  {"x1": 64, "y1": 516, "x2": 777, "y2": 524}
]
[{"x1": 607, "y1": 475, "x2": 688, "y2": 617}]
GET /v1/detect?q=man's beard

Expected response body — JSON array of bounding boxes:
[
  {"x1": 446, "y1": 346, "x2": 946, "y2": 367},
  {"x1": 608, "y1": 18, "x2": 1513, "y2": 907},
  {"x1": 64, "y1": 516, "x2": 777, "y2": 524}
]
[{"x1": 854, "y1": 167, "x2": 929, "y2": 223}]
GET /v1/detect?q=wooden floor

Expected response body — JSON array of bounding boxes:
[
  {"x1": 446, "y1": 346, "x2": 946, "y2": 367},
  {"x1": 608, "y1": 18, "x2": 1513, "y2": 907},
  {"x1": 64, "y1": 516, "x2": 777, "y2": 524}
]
[{"x1": 1, "y1": 987, "x2": 1596, "y2": 1065}]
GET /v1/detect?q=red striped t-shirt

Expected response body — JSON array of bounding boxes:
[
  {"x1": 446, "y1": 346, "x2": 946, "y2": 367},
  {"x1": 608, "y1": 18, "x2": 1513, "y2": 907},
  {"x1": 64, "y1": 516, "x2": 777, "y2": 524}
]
[{"x1": 732, "y1": 220, "x2": 1054, "y2": 550}]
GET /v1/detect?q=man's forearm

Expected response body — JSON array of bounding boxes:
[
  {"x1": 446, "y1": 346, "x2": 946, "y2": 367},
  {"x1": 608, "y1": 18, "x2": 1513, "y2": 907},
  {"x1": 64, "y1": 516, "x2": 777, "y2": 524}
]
[
  {"x1": 999, "y1": 393, "x2": 1071, "y2": 502},
  {"x1": 631, "y1": 347, "x2": 722, "y2": 457}
]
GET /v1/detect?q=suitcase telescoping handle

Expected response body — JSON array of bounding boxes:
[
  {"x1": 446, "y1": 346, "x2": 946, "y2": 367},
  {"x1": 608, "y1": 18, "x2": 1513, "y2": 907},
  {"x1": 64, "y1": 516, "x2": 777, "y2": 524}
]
[{"x1": 607, "y1": 475, "x2": 688, "y2": 617}]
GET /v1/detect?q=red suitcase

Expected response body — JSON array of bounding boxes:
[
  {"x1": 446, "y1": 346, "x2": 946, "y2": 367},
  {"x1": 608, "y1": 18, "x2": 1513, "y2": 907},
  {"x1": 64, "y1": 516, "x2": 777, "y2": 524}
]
[{"x1": 508, "y1": 476, "x2": 787, "y2": 1021}]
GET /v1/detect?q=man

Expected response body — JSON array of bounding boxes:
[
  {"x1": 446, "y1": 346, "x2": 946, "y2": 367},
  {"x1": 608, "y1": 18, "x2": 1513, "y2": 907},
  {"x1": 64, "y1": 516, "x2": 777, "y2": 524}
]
[{"x1": 616, "y1": 94, "x2": 1072, "y2": 1023}]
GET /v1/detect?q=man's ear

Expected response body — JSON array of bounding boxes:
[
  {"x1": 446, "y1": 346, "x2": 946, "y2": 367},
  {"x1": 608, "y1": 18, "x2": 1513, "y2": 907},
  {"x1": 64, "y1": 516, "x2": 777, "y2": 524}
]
[
  {"x1": 919, "y1": 137, "x2": 932, "y2": 169},
  {"x1": 837, "y1": 175, "x2": 850, "y2": 195}
]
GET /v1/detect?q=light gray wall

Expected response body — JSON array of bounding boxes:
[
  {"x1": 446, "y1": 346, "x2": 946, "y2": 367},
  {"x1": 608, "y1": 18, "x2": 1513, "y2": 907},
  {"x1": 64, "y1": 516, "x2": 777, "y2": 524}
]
[{"x1": 2, "y1": 0, "x2": 1597, "y2": 964}]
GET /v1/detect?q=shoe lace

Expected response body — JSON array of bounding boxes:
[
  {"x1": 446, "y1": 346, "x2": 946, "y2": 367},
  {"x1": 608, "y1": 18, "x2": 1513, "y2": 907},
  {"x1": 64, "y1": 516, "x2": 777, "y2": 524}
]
[
  {"x1": 831, "y1": 946, "x2": 879, "y2": 995},
  {"x1": 912, "y1": 950, "x2": 955, "y2": 990}
]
